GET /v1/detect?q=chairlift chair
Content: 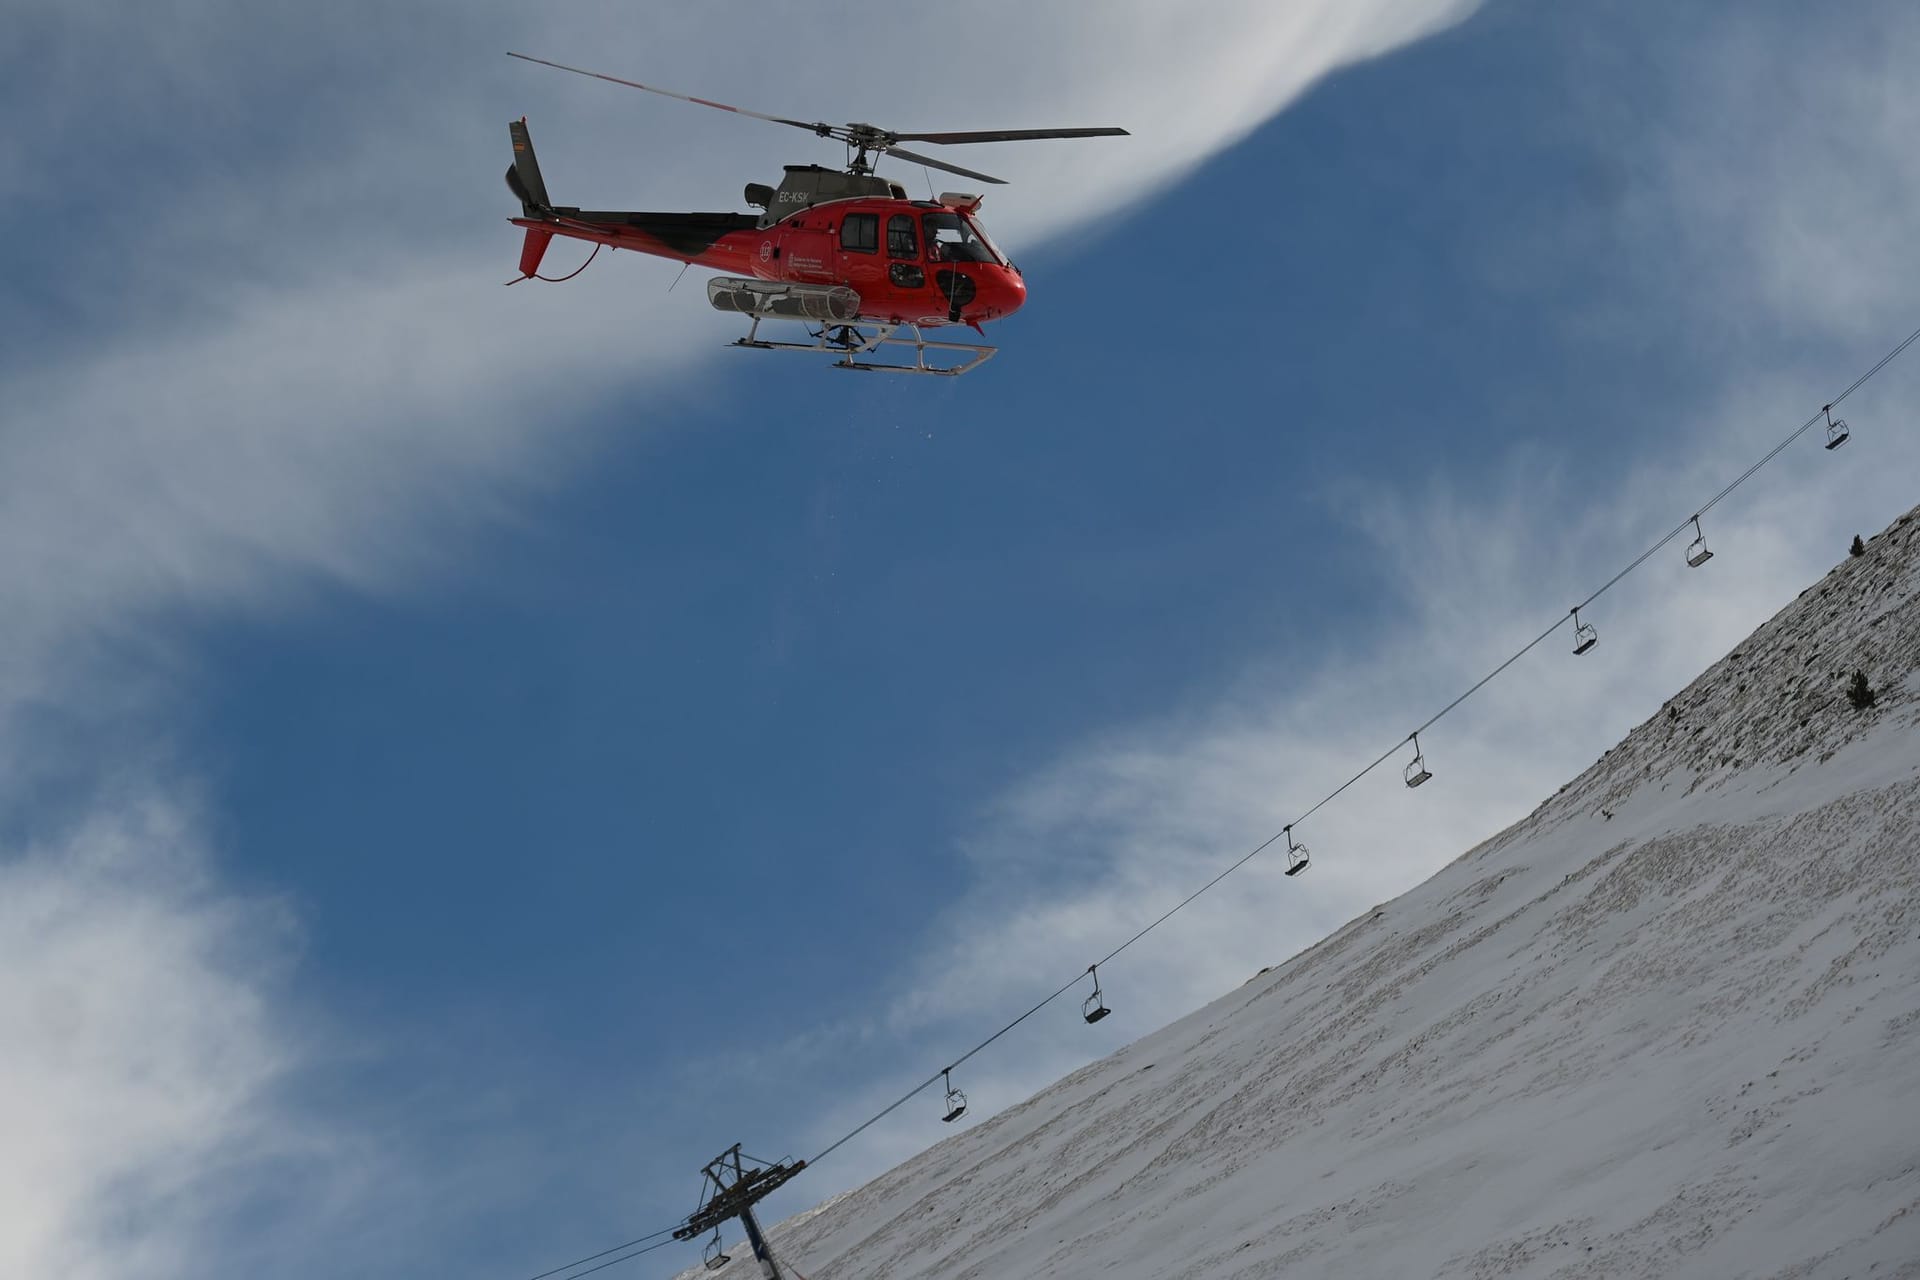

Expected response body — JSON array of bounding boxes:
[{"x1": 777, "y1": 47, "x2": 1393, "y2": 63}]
[
  {"x1": 941, "y1": 1069, "x2": 968, "y2": 1123},
  {"x1": 1570, "y1": 606, "x2": 1598, "y2": 656},
  {"x1": 1082, "y1": 964, "x2": 1111, "y2": 1024},
  {"x1": 1823, "y1": 405, "x2": 1850, "y2": 450},
  {"x1": 1403, "y1": 732, "x2": 1432, "y2": 788},
  {"x1": 703, "y1": 1232, "x2": 731, "y2": 1272},
  {"x1": 1685, "y1": 515, "x2": 1714, "y2": 568},
  {"x1": 1283, "y1": 824, "x2": 1310, "y2": 877}
]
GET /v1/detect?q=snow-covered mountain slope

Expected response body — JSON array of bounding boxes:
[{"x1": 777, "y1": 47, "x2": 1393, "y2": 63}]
[{"x1": 715, "y1": 505, "x2": 1920, "y2": 1280}]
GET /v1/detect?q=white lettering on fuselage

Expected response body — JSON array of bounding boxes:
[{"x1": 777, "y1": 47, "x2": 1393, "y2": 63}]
[{"x1": 777, "y1": 192, "x2": 810, "y2": 203}]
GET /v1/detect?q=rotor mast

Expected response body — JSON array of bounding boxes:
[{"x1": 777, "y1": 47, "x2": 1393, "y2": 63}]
[{"x1": 843, "y1": 125, "x2": 885, "y2": 177}]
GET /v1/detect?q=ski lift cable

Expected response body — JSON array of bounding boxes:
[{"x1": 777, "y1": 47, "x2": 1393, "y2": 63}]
[
  {"x1": 534, "y1": 1235, "x2": 679, "y2": 1280},
  {"x1": 1695, "y1": 324, "x2": 1920, "y2": 521},
  {"x1": 790, "y1": 321, "x2": 1919, "y2": 1188},
  {"x1": 808, "y1": 967, "x2": 1091, "y2": 1166},
  {"x1": 1425, "y1": 321, "x2": 1920, "y2": 711},
  {"x1": 1577, "y1": 324, "x2": 1920, "y2": 619},
  {"x1": 817, "y1": 732, "x2": 1415, "y2": 1166},
  {"x1": 513, "y1": 1227, "x2": 681, "y2": 1280},
  {"x1": 1410, "y1": 326, "x2": 1919, "y2": 744},
  {"x1": 1095, "y1": 827, "x2": 1293, "y2": 968},
  {"x1": 1410, "y1": 612, "x2": 1570, "y2": 740}
]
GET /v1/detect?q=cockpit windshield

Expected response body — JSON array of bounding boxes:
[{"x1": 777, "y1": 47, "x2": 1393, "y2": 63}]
[
  {"x1": 964, "y1": 215, "x2": 1006, "y2": 266},
  {"x1": 923, "y1": 211, "x2": 1005, "y2": 265}
]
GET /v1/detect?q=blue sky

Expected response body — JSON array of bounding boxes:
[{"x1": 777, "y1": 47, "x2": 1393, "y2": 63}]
[{"x1": 4, "y1": 3, "x2": 1919, "y2": 1278}]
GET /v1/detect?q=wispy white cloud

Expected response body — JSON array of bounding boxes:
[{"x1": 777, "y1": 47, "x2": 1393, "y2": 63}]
[
  {"x1": 0, "y1": 789, "x2": 308, "y2": 1279},
  {"x1": 1635, "y1": 7, "x2": 1920, "y2": 340}
]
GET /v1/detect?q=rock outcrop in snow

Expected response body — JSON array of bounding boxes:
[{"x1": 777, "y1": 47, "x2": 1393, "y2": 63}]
[{"x1": 706, "y1": 506, "x2": 1920, "y2": 1280}]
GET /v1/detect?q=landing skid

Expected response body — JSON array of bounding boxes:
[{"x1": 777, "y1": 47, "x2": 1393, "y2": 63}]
[{"x1": 732, "y1": 317, "x2": 996, "y2": 377}]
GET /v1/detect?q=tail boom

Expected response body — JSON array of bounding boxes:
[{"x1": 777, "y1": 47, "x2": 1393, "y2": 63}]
[{"x1": 505, "y1": 118, "x2": 758, "y2": 277}]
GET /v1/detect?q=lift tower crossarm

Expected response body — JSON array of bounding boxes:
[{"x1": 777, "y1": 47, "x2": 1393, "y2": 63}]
[{"x1": 673, "y1": 1144, "x2": 807, "y2": 1279}]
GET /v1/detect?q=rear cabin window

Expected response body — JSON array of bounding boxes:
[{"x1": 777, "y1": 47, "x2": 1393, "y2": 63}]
[
  {"x1": 887, "y1": 214, "x2": 919, "y2": 259},
  {"x1": 840, "y1": 213, "x2": 879, "y2": 253}
]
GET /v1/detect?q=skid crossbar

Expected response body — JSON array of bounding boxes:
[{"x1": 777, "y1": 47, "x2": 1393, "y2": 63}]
[{"x1": 733, "y1": 317, "x2": 996, "y2": 377}]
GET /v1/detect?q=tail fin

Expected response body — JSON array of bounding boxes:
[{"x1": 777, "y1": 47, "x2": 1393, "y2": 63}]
[
  {"x1": 507, "y1": 117, "x2": 555, "y2": 280},
  {"x1": 506, "y1": 117, "x2": 551, "y2": 214}
]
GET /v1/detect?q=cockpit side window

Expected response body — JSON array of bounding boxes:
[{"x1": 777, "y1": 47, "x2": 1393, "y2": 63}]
[
  {"x1": 840, "y1": 212, "x2": 878, "y2": 253},
  {"x1": 887, "y1": 214, "x2": 918, "y2": 259}
]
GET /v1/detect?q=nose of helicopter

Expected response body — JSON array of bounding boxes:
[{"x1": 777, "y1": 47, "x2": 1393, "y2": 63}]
[{"x1": 974, "y1": 265, "x2": 1026, "y2": 322}]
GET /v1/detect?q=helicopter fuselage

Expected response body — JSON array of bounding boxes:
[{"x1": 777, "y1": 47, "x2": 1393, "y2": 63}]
[{"x1": 511, "y1": 191, "x2": 1026, "y2": 328}]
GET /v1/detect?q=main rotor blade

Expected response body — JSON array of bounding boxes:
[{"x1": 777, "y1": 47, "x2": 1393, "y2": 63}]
[
  {"x1": 884, "y1": 144, "x2": 1008, "y2": 186},
  {"x1": 507, "y1": 52, "x2": 828, "y2": 135},
  {"x1": 890, "y1": 127, "x2": 1131, "y2": 145}
]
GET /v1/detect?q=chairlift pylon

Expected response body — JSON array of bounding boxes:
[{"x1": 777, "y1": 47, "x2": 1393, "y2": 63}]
[
  {"x1": 1685, "y1": 515, "x2": 1714, "y2": 568},
  {"x1": 941, "y1": 1068, "x2": 968, "y2": 1123},
  {"x1": 1283, "y1": 824, "x2": 1310, "y2": 877},
  {"x1": 1082, "y1": 964, "x2": 1111, "y2": 1024},
  {"x1": 1823, "y1": 404, "x2": 1850, "y2": 451},
  {"x1": 1403, "y1": 732, "x2": 1433, "y2": 788},
  {"x1": 1570, "y1": 606, "x2": 1598, "y2": 656}
]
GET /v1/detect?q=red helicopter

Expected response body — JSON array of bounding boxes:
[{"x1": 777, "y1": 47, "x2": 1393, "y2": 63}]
[{"x1": 505, "y1": 53, "x2": 1127, "y2": 376}]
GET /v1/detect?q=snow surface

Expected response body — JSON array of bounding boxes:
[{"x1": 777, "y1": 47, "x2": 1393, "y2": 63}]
[{"x1": 686, "y1": 506, "x2": 1920, "y2": 1280}]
